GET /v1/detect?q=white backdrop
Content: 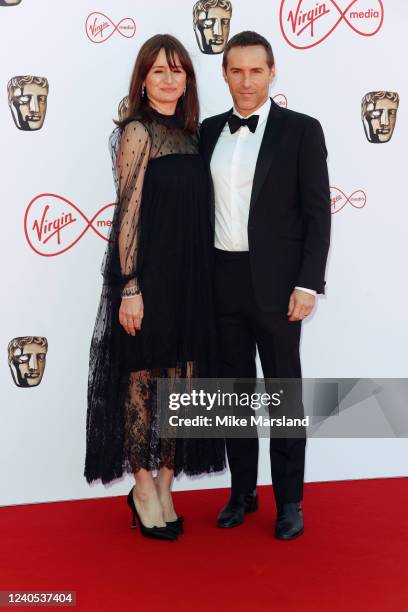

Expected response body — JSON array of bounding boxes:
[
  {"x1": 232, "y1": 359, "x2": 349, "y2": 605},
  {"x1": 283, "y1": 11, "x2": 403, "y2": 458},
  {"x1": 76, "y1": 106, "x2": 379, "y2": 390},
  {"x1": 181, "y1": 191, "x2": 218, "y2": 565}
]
[{"x1": 1, "y1": 0, "x2": 407, "y2": 506}]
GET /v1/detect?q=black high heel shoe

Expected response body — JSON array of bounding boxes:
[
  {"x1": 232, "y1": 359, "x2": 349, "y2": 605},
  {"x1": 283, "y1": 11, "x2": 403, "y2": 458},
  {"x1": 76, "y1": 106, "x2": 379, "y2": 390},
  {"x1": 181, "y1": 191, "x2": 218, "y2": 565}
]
[
  {"x1": 166, "y1": 515, "x2": 184, "y2": 536},
  {"x1": 126, "y1": 488, "x2": 178, "y2": 541}
]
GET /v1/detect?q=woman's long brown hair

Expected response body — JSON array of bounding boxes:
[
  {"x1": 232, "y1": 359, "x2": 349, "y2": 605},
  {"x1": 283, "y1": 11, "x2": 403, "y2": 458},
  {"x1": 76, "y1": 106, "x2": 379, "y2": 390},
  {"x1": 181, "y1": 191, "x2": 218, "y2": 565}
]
[{"x1": 114, "y1": 34, "x2": 199, "y2": 133}]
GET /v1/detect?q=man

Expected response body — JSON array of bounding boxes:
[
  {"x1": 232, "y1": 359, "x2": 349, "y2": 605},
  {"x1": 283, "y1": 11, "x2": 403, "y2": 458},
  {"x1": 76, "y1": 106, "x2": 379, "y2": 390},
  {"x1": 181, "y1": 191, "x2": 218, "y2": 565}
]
[
  {"x1": 7, "y1": 75, "x2": 49, "y2": 131},
  {"x1": 193, "y1": 0, "x2": 232, "y2": 55},
  {"x1": 361, "y1": 90, "x2": 399, "y2": 143},
  {"x1": 200, "y1": 31, "x2": 331, "y2": 539}
]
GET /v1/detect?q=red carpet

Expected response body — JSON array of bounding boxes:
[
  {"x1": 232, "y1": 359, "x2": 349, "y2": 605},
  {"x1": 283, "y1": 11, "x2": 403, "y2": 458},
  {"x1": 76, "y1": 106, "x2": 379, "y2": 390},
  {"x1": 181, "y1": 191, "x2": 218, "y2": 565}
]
[{"x1": 1, "y1": 478, "x2": 407, "y2": 611}]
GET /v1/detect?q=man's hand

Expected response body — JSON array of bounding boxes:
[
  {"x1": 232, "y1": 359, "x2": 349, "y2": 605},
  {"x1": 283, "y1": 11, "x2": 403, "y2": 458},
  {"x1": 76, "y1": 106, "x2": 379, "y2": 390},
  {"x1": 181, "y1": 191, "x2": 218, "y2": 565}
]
[{"x1": 287, "y1": 288, "x2": 316, "y2": 321}]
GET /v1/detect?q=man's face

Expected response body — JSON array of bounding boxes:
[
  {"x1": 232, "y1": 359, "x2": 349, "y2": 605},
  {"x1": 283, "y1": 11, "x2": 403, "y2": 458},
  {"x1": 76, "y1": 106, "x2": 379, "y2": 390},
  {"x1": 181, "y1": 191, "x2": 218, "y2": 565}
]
[
  {"x1": 10, "y1": 341, "x2": 47, "y2": 387},
  {"x1": 223, "y1": 45, "x2": 275, "y2": 116},
  {"x1": 9, "y1": 81, "x2": 48, "y2": 130},
  {"x1": 195, "y1": 7, "x2": 231, "y2": 54},
  {"x1": 363, "y1": 96, "x2": 399, "y2": 143}
]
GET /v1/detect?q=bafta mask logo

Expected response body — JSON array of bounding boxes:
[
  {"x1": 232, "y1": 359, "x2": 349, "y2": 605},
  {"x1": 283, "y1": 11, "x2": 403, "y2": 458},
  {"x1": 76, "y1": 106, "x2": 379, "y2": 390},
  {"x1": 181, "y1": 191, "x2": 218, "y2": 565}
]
[
  {"x1": 8, "y1": 75, "x2": 49, "y2": 131},
  {"x1": 361, "y1": 91, "x2": 399, "y2": 143},
  {"x1": 193, "y1": 0, "x2": 232, "y2": 54},
  {"x1": 0, "y1": 0, "x2": 22, "y2": 5},
  {"x1": 8, "y1": 336, "x2": 48, "y2": 387},
  {"x1": 118, "y1": 95, "x2": 129, "y2": 121}
]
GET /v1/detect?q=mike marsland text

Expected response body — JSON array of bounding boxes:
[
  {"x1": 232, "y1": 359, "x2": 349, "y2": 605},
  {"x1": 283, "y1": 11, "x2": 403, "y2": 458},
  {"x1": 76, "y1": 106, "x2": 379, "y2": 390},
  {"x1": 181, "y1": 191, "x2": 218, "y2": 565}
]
[{"x1": 167, "y1": 415, "x2": 310, "y2": 427}]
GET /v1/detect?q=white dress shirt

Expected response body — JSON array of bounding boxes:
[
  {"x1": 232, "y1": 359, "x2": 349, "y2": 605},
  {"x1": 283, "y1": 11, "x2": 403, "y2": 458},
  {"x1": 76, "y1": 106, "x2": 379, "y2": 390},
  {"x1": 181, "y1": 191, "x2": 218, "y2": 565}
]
[{"x1": 210, "y1": 96, "x2": 316, "y2": 296}]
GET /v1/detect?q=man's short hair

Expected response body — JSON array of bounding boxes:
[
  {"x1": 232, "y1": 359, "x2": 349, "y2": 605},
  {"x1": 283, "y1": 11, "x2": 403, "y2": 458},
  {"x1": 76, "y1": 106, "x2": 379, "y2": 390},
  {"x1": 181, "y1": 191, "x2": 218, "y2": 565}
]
[
  {"x1": 193, "y1": 0, "x2": 232, "y2": 24},
  {"x1": 223, "y1": 30, "x2": 274, "y2": 69}
]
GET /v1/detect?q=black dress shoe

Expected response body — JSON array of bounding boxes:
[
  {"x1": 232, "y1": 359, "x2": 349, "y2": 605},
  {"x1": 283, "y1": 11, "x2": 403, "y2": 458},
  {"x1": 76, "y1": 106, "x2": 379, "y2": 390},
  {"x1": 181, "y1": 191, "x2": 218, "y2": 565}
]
[
  {"x1": 217, "y1": 490, "x2": 258, "y2": 528},
  {"x1": 275, "y1": 502, "x2": 304, "y2": 540}
]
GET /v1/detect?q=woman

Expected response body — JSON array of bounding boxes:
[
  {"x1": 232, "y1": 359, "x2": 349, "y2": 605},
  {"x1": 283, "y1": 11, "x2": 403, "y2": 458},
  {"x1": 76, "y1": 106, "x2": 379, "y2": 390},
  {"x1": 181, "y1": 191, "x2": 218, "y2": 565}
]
[{"x1": 84, "y1": 34, "x2": 225, "y2": 540}]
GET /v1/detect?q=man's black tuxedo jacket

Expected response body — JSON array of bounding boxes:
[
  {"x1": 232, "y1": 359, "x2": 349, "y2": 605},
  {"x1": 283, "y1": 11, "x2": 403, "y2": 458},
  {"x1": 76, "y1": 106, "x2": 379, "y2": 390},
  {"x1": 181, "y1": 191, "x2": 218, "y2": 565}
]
[{"x1": 200, "y1": 98, "x2": 331, "y2": 313}]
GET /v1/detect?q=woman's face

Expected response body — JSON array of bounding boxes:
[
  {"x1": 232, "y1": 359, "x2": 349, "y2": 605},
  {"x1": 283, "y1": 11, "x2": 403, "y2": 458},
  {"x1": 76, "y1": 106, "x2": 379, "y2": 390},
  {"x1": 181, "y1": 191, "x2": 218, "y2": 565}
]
[{"x1": 144, "y1": 47, "x2": 187, "y2": 108}]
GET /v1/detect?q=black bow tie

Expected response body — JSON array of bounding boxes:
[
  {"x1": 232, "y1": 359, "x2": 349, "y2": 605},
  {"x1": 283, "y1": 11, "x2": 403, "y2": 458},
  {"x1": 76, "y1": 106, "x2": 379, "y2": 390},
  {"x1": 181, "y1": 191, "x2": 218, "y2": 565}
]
[{"x1": 227, "y1": 113, "x2": 260, "y2": 134}]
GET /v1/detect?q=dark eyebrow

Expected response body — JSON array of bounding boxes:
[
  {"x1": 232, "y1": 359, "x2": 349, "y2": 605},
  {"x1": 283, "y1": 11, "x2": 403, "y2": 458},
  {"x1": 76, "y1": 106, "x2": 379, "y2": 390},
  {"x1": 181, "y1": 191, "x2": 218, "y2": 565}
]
[{"x1": 229, "y1": 67, "x2": 265, "y2": 71}]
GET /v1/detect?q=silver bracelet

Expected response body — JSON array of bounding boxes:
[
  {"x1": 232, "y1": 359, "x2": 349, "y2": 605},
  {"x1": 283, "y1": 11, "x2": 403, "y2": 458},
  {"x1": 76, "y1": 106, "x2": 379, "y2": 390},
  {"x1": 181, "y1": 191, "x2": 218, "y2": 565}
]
[{"x1": 121, "y1": 283, "x2": 141, "y2": 299}]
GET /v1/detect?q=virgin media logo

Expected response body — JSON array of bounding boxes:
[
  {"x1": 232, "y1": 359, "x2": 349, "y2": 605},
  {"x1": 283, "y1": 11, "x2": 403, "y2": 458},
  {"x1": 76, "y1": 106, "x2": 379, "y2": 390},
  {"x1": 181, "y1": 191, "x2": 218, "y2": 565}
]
[
  {"x1": 280, "y1": 0, "x2": 384, "y2": 50},
  {"x1": 85, "y1": 12, "x2": 136, "y2": 44},
  {"x1": 272, "y1": 93, "x2": 288, "y2": 108},
  {"x1": 25, "y1": 194, "x2": 115, "y2": 256},
  {"x1": 330, "y1": 186, "x2": 366, "y2": 214}
]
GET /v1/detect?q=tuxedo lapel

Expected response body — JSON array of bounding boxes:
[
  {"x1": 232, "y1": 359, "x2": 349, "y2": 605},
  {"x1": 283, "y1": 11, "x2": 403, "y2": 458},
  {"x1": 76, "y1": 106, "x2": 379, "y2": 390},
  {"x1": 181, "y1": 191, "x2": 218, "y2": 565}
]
[
  {"x1": 205, "y1": 110, "x2": 230, "y2": 230},
  {"x1": 205, "y1": 99, "x2": 285, "y2": 230},
  {"x1": 206, "y1": 109, "x2": 231, "y2": 162},
  {"x1": 249, "y1": 98, "x2": 285, "y2": 216}
]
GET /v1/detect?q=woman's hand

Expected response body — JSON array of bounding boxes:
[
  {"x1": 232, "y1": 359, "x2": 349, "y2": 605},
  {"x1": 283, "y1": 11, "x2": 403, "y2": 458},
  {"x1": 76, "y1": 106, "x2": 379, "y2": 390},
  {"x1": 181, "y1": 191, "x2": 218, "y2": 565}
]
[{"x1": 119, "y1": 293, "x2": 144, "y2": 336}]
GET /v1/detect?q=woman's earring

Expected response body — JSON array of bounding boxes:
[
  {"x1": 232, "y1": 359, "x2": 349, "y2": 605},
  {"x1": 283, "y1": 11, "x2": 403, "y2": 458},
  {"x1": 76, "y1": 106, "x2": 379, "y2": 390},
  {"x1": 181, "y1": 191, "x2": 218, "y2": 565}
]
[{"x1": 141, "y1": 85, "x2": 145, "y2": 98}]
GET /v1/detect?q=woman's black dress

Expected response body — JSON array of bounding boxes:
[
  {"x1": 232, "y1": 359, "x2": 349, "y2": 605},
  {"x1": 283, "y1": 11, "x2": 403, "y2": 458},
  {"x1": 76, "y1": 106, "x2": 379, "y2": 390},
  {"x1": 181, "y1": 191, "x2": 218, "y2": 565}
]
[{"x1": 84, "y1": 109, "x2": 225, "y2": 484}]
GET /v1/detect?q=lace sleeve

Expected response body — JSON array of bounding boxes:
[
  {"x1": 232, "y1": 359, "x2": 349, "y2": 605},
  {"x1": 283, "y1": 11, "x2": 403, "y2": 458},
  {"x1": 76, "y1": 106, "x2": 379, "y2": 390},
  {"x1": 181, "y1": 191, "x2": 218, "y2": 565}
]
[{"x1": 115, "y1": 120, "x2": 151, "y2": 286}]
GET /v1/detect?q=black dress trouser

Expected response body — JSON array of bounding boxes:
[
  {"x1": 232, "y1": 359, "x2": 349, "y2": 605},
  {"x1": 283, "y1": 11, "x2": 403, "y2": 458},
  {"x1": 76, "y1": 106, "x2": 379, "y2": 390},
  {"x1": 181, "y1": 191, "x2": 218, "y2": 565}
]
[{"x1": 213, "y1": 248, "x2": 306, "y2": 508}]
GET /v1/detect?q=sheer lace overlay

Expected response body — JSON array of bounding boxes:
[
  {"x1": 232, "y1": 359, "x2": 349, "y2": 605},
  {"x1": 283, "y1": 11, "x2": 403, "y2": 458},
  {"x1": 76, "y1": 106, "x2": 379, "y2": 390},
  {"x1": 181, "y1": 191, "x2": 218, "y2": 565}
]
[
  {"x1": 84, "y1": 112, "x2": 225, "y2": 484},
  {"x1": 104, "y1": 115, "x2": 198, "y2": 286},
  {"x1": 123, "y1": 364, "x2": 194, "y2": 474},
  {"x1": 116, "y1": 122, "x2": 150, "y2": 284}
]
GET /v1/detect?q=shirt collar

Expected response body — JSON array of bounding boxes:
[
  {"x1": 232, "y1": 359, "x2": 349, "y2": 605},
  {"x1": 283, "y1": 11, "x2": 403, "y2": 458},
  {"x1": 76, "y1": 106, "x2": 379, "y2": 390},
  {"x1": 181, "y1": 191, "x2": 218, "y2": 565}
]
[{"x1": 233, "y1": 96, "x2": 271, "y2": 127}]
